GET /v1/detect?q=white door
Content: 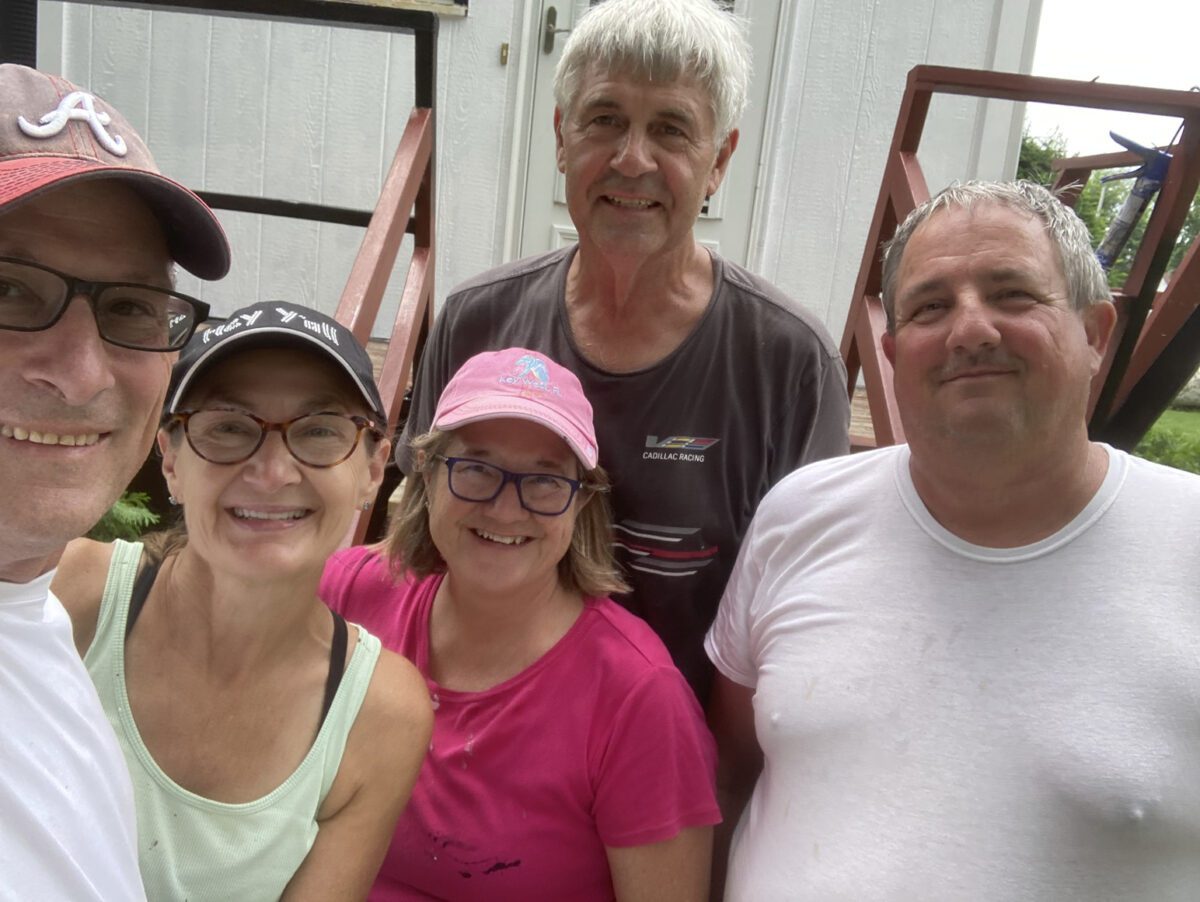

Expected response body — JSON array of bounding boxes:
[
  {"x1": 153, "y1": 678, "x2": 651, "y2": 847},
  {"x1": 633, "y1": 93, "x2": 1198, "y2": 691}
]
[{"x1": 517, "y1": 0, "x2": 782, "y2": 265}]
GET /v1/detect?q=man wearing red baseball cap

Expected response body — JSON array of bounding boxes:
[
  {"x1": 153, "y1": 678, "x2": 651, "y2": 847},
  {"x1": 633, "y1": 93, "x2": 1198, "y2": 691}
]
[{"x1": 0, "y1": 63, "x2": 228, "y2": 900}]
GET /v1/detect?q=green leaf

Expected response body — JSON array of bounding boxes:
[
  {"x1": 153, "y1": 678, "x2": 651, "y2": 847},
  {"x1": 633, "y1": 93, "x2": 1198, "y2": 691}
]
[{"x1": 87, "y1": 491, "x2": 162, "y2": 543}]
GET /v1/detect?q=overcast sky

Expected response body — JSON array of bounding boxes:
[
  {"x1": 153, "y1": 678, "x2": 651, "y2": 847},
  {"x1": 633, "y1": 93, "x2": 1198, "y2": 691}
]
[{"x1": 1025, "y1": 0, "x2": 1199, "y2": 155}]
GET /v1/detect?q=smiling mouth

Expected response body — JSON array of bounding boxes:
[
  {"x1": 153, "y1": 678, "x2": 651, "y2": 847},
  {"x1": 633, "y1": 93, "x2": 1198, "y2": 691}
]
[
  {"x1": 231, "y1": 508, "x2": 311, "y2": 522},
  {"x1": 473, "y1": 528, "x2": 529, "y2": 546},
  {"x1": 604, "y1": 195, "x2": 657, "y2": 209},
  {"x1": 1, "y1": 424, "x2": 102, "y2": 446}
]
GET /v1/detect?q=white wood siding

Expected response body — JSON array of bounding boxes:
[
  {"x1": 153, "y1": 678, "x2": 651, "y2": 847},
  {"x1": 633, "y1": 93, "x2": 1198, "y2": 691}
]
[
  {"x1": 36, "y1": 0, "x2": 1037, "y2": 337},
  {"x1": 752, "y1": 0, "x2": 1039, "y2": 329}
]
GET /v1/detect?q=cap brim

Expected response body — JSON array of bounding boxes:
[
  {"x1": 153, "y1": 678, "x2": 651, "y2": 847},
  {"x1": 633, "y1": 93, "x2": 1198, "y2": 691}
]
[
  {"x1": 0, "y1": 157, "x2": 231, "y2": 280},
  {"x1": 436, "y1": 396, "x2": 598, "y2": 470},
  {"x1": 168, "y1": 327, "x2": 385, "y2": 422}
]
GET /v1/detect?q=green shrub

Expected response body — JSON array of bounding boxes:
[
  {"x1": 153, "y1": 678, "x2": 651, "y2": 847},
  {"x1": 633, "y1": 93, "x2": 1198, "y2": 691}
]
[
  {"x1": 87, "y1": 491, "x2": 161, "y2": 543},
  {"x1": 1133, "y1": 425, "x2": 1200, "y2": 475}
]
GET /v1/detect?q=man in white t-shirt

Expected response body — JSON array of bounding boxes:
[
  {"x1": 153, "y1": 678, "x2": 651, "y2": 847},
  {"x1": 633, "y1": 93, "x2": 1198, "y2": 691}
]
[
  {"x1": 0, "y1": 64, "x2": 228, "y2": 900},
  {"x1": 706, "y1": 180, "x2": 1200, "y2": 900}
]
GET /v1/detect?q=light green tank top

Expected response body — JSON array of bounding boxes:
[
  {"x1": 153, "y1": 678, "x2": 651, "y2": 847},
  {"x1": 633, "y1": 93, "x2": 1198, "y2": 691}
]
[{"x1": 85, "y1": 540, "x2": 381, "y2": 902}]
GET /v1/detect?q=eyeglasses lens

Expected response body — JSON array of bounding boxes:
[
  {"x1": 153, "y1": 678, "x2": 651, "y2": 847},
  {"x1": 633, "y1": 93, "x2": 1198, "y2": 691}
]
[
  {"x1": 448, "y1": 459, "x2": 574, "y2": 515},
  {"x1": 0, "y1": 260, "x2": 63, "y2": 327},
  {"x1": 186, "y1": 411, "x2": 361, "y2": 466},
  {"x1": 96, "y1": 287, "x2": 194, "y2": 349},
  {"x1": 0, "y1": 259, "x2": 196, "y2": 350}
]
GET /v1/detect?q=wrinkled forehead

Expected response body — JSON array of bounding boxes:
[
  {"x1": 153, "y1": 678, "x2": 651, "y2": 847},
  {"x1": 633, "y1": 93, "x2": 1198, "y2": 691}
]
[
  {"x1": 0, "y1": 180, "x2": 172, "y2": 283},
  {"x1": 445, "y1": 418, "x2": 582, "y2": 474},
  {"x1": 576, "y1": 60, "x2": 715, "y2": 112},
  {"x1": 180, "y1": 344, "x2": 364, "y2": 411}
]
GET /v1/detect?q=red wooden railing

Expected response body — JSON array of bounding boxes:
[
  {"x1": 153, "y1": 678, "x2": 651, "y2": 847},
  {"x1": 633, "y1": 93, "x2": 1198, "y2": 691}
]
[
  {"x1": 842, "y1": 65, "x2": 1200, "y2": 451},
  {"x1": 335, "y1": 106, "x2": 437, "y2": 545}
]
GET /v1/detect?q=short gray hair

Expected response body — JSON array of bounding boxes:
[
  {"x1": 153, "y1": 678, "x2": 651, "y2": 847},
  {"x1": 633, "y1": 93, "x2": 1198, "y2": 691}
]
[
  {"x1": 880, "y1": 180, "x2": 1111, "y2": 331},
  {"x1": 553, "y1": 0, "x2": 751, "y2": 143}
]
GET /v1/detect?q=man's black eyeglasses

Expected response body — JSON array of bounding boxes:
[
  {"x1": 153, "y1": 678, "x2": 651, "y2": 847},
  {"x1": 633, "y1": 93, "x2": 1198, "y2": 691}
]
[
  {"x1": 434, "y1": 455, "x2": 600, "y2": 516},
  {"x1": 0, "y1": 256, "x2": 209, "y2": 352}
]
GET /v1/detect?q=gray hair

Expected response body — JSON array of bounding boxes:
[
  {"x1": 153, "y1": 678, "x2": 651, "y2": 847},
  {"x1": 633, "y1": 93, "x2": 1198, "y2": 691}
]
[
  {"x1": 553, "y1": 0, "x2": 751, "y2": 143},
  {"x1": 880, "y1": 180, "x2": 1111, "y2": 331}
]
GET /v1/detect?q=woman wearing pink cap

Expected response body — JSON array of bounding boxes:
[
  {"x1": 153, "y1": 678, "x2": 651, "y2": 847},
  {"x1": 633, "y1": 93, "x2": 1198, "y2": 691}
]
[{"x1": 321, "y1": 347, "x2": 720, "y2": 900}]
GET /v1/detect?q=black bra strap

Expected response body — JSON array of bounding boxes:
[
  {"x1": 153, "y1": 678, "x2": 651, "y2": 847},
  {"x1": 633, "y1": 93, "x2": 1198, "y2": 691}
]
[
  {"x1": 125, "y1": 556, "x2": 163, "y2": 638},
  {"x1": 125, "y1": 552, "x2": 348, "y2": 729},
  {"x1": 321, "y1": 611, "x2": 349, "y2": 727}
]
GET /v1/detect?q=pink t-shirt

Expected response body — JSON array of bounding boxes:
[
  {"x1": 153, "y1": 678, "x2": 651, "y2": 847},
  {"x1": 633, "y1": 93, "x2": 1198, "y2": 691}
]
[{"x1": 320, "y1": 546, "x2": 720, "y2": 901}]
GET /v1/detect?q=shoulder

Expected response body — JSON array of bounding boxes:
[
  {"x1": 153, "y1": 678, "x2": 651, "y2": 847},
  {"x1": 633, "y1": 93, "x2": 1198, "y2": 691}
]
[
  {"x1": 771, "y1": 444, "x2": 896, "y2": 498},
  {"x1": 1115, "y1": 447, "x2": 1200, "y2": 510},
  {"x1": 50, "y1": 538, "x2": 116, "y2": 619},
  {"x1": 1121, "y1": 448, "x2": 1200, "y2": 490},
  {"x1": 748, "y1": 446, "x2": 898, "y2": 536},
  {"x1": 321, "y1": 643, "x2": 431, "y2": 830},
  {"x1": 445, "y1": 247, "x2": 571, "y2": 304},
  {"x1": 324, "y1": 544, "x2": 389, "y2": 583},
  {"x1": 713, "y1": 254, "x2": 842, "y2": 362},
  {"x1": 345, "y1": 645, "x2": 432, "y2": 785},
  {"x1": 321, "y1": 546, "x2": 395, "y2": 606},
  {"x1": 581, "y1": 598, "x2": 685, "y2": 678},
  {"x1": 361, "y1": 646, "x2": 432, "y2": 736}
]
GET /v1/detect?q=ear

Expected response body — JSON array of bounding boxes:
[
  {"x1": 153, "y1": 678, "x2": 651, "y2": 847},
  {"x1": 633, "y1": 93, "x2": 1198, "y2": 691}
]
[
  {"x1": 413, "y1": 450, "x2": 434, "y2": 498},
  {"x1": 706, "y1": 128, "x2": 739, "y2": 197},
  {"x1": 158, "y1": 429, "x2": 181, "y2": 500},
  {"x1": 363, "y1": 438, "x2": 391, "y2": 502},
  {"x1": 881, "y1": 330, "x2": 897, "y2": 367},
  {"x1": 554, "y1": 107, "x2": 567, "y2": 174},
  {"x1": 1083, "y1": 300, "x2": 1118, "y2": 374}
]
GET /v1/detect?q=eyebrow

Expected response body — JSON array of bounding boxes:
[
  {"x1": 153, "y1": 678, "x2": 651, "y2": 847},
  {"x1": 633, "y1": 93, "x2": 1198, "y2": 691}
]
[
  {"x1": 455, "y1": 447, "x2": 574, "y2": 473},
  {"x1": 200, "y1": 390, "x2": 353, "y2": 412},
  {"x1": 0, "y1": 244, "x2": 171, "y2": 286},
  {"x1": 900, "y1": 267, "x2": 1035, "y2": 302},
  {"x1": 576, "y1": 96, "x2": 698, "y2": 128}
]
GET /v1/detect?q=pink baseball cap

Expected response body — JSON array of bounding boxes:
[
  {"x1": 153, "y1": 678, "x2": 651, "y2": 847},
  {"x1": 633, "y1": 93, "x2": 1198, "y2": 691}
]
[
  {"x1": 432, "y1": 348, "x2": 599, "y2": 469},
  {"x1": 0, "y1": 64, "x2": 229, "y2": 279}
]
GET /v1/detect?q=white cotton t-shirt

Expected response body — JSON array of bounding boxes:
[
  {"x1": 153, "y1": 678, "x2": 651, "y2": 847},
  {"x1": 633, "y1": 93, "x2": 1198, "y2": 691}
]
[
  {"x1": 0, "y1": 570, "x2": 144, "y2": 901},
  {"x1": 706, "y1": 444, "x2": 1200, "y2": 901}
]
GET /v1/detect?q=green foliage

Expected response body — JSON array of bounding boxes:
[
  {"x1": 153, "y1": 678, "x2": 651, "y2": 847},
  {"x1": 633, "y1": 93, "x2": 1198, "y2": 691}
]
[
  {"x1": 1016, "y1": 130, "x2": 1200, "y2": 289},
  {"x1": 1153, "y1": 408, "x2": 1200, "y2": 439},
  {"x1": 1133, "y1": 410, "x2": 1200, "y2": 474},
  {"x1": 87, "y1": 491, "x2": 161, "y2": 543},
  {"x1": 1015, "y1": 129, "x2": 1070, "y2": 187}
]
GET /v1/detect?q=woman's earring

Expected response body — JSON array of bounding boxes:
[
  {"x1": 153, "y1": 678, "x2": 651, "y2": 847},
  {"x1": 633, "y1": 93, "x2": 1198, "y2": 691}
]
[
  {"x1": 361, "y1": 500, "x2": 372, "y2": 511},
  {"x1": 168, "y1": 495, "x2": 179, "y2": 506}
]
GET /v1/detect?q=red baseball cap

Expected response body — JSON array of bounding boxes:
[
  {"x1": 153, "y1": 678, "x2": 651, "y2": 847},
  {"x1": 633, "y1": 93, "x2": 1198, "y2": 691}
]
[{"x1": 0, "y1": 64, "x2": 230, "y2": 279}]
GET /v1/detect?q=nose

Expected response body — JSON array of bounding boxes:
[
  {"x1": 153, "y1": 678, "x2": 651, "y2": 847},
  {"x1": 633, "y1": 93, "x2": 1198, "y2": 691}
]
[
  {"x1": 21, "y1": 294, "x2": 116, "y2": 406},
  {"x1": 945, "y1": 296, "x2": 1001, "y2": 353},
  {"x1": 612, "y1": 128, "x2": 656, "y2": 178},
  {"x1": 241, "y1": 431, "x2": 303, "y2": 490},
  {"x1": 485, "y1": 477, "x2": 527, "y2": 520}
]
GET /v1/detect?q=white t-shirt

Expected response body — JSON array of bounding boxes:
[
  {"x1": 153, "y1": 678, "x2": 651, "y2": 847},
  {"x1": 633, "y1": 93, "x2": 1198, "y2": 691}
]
[
  {"x1": 706, "y1": 444, "x2": 1200, "y2": 901},
  {"x1": 0, "y1": 570, "x2": 144, "y2": 901}
]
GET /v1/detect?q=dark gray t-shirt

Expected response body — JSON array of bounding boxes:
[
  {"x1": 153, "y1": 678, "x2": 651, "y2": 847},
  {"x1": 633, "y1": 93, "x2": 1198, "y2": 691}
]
[{"x1": 402, "y1": 246, "x2": 850, "y2": 700}]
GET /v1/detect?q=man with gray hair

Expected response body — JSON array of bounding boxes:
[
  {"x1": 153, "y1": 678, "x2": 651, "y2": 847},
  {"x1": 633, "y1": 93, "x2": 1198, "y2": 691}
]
[
  {"x1": 0, "y1": 64, "x2": 228, "y2": 899},
  {"x1": 400, "y1": 0, "x2": 849, "y2": 703},
  {"x1": 706, "y1": 179, "x2": 1200, "y2": 898}
]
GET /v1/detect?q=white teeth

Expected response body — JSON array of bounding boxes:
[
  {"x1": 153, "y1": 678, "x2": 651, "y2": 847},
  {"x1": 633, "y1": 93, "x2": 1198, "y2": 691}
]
[
  {"x1": 1, "y1": 424, "x2": 100, "y2": 446},
  {"x1": 475, "y1": 529, "x2": 528, "y2": 546},
  {"x1": 233, "y1": 508, "x2": 308, "y2": 521},
  {"x1": 607, "y1": 196, "x2": 654, "y2": 208}
]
